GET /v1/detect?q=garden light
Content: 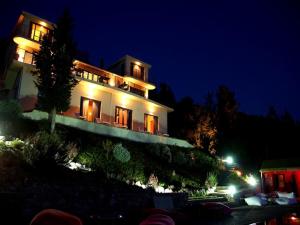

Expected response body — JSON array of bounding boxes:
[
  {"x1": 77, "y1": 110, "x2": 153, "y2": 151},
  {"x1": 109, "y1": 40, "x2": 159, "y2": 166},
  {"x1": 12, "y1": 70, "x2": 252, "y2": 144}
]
[
  {"x1": 227, "y1": 185, "x2": 237, "y2": 197},
  {"x1": 245, "y1": 174, "x2": 258, "y2": 186},
  {"x1": 223, "y1": 156, "x2": 234, "y2": 165}
]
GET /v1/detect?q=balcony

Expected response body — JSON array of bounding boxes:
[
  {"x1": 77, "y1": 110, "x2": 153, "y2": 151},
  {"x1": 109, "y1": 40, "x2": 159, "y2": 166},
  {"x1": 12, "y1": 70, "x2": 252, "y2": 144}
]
[{"x1": 74, "y1": 69, "x2": 110, "y2": 85}]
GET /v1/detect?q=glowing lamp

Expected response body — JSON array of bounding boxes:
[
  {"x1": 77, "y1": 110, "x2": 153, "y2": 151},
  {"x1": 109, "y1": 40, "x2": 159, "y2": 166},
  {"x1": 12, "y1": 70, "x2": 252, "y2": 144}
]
[
  {"x1": 235, "y1": 170, "x2": 242, "y2": 177},
  {"x1": 223, "y1": 156, "x2": 234, "y2": 165},
  {"x1": 245, "y1": 174, "x2": 258, "y2": 186},
  {"x1": 227, "y1": 185, "x2": 237, "y2": 197},
  {"x1": 40, "y1": 21, "x2": 47, "y2": 27},
  {"x1": 108, "y1": 78, "x2": 115, "y2": 87}
]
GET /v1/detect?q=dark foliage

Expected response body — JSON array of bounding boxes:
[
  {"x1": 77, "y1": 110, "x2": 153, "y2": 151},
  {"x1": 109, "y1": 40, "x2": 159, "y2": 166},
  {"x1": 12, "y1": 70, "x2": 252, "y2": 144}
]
[{"x1": 33, "y1": 10, "x2": 78, "y2": 132}]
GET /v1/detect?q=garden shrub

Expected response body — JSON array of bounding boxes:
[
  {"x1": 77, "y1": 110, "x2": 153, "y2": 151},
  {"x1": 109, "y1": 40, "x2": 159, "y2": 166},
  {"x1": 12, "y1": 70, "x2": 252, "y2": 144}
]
[
  {"x1": 113, "y1": 143, "x2": 130, "y2": 163},
  {"x1": 102, "y1": 139, "x2": 113, "y2": 159},
  {"x1": 205, "y1": 172, "x2": 218, "y2": 189},
  {"x1": 146, "y1": 143, "x2": 162, "y2": 157},
  {"x1": 173, "y1": 151, "x2": 188, "y2": 165},
  {"x1": 0, "y1": 100, "x2": 22, "y2": 121},
  {"x1": 65, "y1": 142, "x2": 79, "y2": 161},
  {"x1": 23, "y1": 131, "x2": 66, "y2": 168},
  {"x1": 161, "y1": 145, "x2": 172, "y2": 163},
  {"x1": 0, "y1": 143, "x2": 25, "y2": 189},
  {"x1": 0, "y1": 100, "x2": 22, "y2": 135},
  {"x1": 9, "y1": 139, "x2": 25, "y2": 151},
  {"x1": 148, "y1": 173, "x2": 158, "y2": 188}
]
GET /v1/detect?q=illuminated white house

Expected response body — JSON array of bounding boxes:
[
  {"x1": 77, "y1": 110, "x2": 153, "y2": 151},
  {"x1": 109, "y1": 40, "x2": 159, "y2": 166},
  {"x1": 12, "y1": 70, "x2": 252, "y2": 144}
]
[{"x1": 4, "y1": 11, "x2": 173, "y2": 135}]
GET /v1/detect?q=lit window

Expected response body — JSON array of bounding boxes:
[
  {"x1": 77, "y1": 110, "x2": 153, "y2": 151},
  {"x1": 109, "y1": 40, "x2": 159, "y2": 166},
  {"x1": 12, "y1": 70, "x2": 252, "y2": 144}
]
[
  {"x1": 24, "y1": 52, "x2": 33, "y2": 64},
  {"x1": 30, "y1": 23, "x2": 50, "y2": 42},
  {"x1": 80, "y1": 97, "x2": 101, "y2": 122},
  {"x1": 130, "y1": 63, "x2": 144, "y2": 80},
  {"x1": 83, "y1": 71, "x2": 89, "y2": 79},
  {"x1": 16, "y1": 48, "x2": 25, "y2": 62},
  {"x1": 93, "y1": 74, "x2": 98, "y2": 82},
  {"x1": 144, "y1": 114, "x2": 158, "y2": 134},
  {"x1": 16, "y1": 47, "x2": 34, "y2": 64},
  {"x1": 115, "y1": 106, "x2": 132, "y2": 129}
]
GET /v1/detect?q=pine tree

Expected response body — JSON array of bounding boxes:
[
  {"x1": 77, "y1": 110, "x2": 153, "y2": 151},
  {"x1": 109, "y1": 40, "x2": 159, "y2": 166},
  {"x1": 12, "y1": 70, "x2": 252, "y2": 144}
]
[{"x1": 33, "y1": 10, "x2": 78, "y2": 133}]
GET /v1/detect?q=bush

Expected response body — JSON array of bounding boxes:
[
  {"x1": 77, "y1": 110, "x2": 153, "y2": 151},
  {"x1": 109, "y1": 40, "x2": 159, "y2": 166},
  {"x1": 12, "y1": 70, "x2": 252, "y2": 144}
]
[
  {"x1": 23, "y1": 131, "x2": 65, "y2": 168},
  {"x1": 173, "y1": 151, "x2": 188, "y2": 165},
  {"x1": 0, "y1": 100, "x2": 22, "y2": 121},
  {"x1": 205, "y1": 172, "x2": 218, "y2": 189},
  {"x1": 65, "y1": 142, "x2": 79, "y2": 161},
  {"x1": 113, "y1": 143, "x2": 130, "y2": 163},
  {"x1": 161, "y1": 145, "x2": 172, "y2": 163},
  {"x1": 0, "y1": 100, "x2": 22, "y2": 135}
]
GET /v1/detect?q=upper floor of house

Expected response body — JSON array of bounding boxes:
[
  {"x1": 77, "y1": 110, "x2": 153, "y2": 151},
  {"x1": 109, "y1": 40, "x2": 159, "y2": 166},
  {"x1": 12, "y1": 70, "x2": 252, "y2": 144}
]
[{"x1": 9, "y1": 11, "x2": 156, "y2": 99}]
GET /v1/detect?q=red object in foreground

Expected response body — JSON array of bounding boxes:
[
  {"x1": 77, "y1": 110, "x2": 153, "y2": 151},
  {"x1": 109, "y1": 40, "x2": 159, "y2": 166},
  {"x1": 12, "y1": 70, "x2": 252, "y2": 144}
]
[
  {"x1": 30, "y1": 209, "x2": 83, "y2": 225},
  {"x1": 139, "y1": 213, "x2": 175, "y2": 225}
]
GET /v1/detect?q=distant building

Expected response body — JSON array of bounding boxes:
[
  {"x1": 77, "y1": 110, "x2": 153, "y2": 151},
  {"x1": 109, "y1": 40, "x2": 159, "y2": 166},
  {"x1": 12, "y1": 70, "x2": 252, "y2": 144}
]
[
  {"x1": 3, "y1": 11, "x2": 173, "y2": 136},
  {"x1": 260, "y1": 159, "x2": 300, "y2": 196}
]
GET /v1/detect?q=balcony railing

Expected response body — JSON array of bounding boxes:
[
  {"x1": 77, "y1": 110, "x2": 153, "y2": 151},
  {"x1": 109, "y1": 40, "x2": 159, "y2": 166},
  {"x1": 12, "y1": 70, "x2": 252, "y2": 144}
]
[
  {"x1": 74, "y1": 69, "x2": 146, "y2": 98},
  {"x1": 74, "y1": 69, "x2": 110, "y2": 85}
]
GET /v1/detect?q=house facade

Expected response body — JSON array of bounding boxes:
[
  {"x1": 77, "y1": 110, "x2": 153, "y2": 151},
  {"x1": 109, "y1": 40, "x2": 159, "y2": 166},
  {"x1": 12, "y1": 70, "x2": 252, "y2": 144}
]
[{"x1": 4, "y1": 11, "x2": 172, "y2": 135}]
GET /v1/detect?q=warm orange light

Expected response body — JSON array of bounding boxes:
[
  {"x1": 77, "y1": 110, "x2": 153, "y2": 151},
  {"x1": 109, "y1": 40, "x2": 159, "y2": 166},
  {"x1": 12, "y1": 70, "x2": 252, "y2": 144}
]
[
  {"x1": 236, "y1": 170, "x2": 242, "y2": 177},
  {"x1": 121, "y1": 94, "x2": 129, "y2": 107},
  {"x1": 123, "y1": 76, "x2": 155, "y2": 90},
  {"x1": 13, "y1": 36, "x2": 40, "y2": 51},
  {"x1": 148, "y1": 104, "x2": 156, "y2": 115},
  {"x1": 134, "y1": 61, "x2": 142, "y2": 66},
  {"x1": 108, "y1": 77, "x2": 115, "y2": 87},
  {"x1": 40, "y1": 21, "x2": 47, "y2": 27},
  {"x1": 86, "y1": 83, "x2": 97, "y2": 98}
]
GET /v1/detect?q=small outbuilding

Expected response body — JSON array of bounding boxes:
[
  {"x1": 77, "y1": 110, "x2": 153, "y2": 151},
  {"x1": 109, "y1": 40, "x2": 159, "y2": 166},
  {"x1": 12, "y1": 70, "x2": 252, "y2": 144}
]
[{"x1": 260, "y1": 159, "x2": 300, "y2": 196}]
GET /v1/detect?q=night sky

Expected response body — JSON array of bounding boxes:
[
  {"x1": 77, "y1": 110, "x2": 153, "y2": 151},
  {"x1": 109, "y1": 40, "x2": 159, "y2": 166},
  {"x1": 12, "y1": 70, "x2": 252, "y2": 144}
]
[{"x1": 2, "y1": 0, "x2": 300, "y2": 119}]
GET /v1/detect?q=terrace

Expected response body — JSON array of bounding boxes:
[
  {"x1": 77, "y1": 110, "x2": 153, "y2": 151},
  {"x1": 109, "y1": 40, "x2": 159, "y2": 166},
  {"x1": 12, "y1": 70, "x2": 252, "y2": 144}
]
[{"x1": 23, "y1": 110, "x2": 193, "y2": 148}]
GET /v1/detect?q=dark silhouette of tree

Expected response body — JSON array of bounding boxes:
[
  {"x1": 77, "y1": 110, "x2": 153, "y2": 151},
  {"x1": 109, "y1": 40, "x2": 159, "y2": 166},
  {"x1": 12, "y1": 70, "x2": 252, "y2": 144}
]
[
  {"x1": 216, "y1": 85, "x2": 239, "y2": 136},
  {"x1": 169, "y1": 96, "x2": 194, "y2": 139},
  {"x1": 0, "y1": 37, "x2": 8, "y2": 80},
  {"x1": 75, "y1": 50, "x2": 90, "y2": 63},
  {"x1": 149, "y1": 83, "x2": 176, "y2": 108},
  {"x1": 33, "y1": 10, "x2": 78, "y2": 133},
  {"x1": 266, "y1": 106, "x2": 278, "y2": 121},
  {"x1": 169, "y1": 95, "x2": 217, "y2": 154}
]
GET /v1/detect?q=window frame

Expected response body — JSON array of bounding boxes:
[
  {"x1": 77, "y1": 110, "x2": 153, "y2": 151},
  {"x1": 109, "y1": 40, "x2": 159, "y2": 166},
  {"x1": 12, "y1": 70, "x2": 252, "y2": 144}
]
[
  {"x1": 79, "y1": 96, "x2": 101, "y2": 120},
  {"x1": 115, "y1": 106, "x2": 132, "y2": 129},
  {"x1": 144, "y1": 113, "x2": 159, "y2": 134},
  {"x1": 29, "y1": 22, "x2": 50, "y2": 42}
]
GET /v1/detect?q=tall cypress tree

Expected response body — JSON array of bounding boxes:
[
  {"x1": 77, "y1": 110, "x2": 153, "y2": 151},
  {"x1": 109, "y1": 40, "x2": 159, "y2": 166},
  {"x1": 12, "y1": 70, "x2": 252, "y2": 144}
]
[{"x1": 33, "y1": 10, "x2": 78, "y2": 133}]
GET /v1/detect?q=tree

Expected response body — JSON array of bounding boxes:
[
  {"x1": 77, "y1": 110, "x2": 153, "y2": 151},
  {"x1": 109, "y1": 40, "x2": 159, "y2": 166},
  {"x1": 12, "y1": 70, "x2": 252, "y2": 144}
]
[
  {"x1": 170, "y1": 96, "x2": 217, "y2": 154},
  {"x1": 149, "y1": 83, "x2": 176, "y2": 108},
  {"x1": 0, "y1": 37, "x2": 8, "y2": 79},
  {"x1": 33, "y1": 10, "x2": 78, "y2": 133},
  {"x1": 216, "y1": 85, "x2": 239, "y2": 136}
]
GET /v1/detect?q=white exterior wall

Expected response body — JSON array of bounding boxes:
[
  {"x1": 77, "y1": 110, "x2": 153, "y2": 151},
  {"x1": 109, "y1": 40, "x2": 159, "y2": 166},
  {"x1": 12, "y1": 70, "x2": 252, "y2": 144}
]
[
  {"x1": 17, "y1": 69, "x2": 169, "y2": 134},
  {"x1": 71, "y1": 80, "x2": 169, "y2": 133},
  {"x1": 18, "y1": 64, "x2": 37, "y2": 97}
]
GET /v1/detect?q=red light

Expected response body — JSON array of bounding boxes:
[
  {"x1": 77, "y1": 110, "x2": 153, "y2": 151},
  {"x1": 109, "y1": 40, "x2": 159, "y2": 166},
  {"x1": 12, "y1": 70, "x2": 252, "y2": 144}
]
[{"x1": 291, "y1": 216, "x2": 297, "y2": 221}]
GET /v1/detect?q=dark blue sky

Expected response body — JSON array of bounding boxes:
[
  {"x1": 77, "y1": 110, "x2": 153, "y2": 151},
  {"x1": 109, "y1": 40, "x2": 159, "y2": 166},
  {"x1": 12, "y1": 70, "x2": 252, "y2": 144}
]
[{"x1": 2, "y1": 0, "x2": 300, "y2": 119}]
